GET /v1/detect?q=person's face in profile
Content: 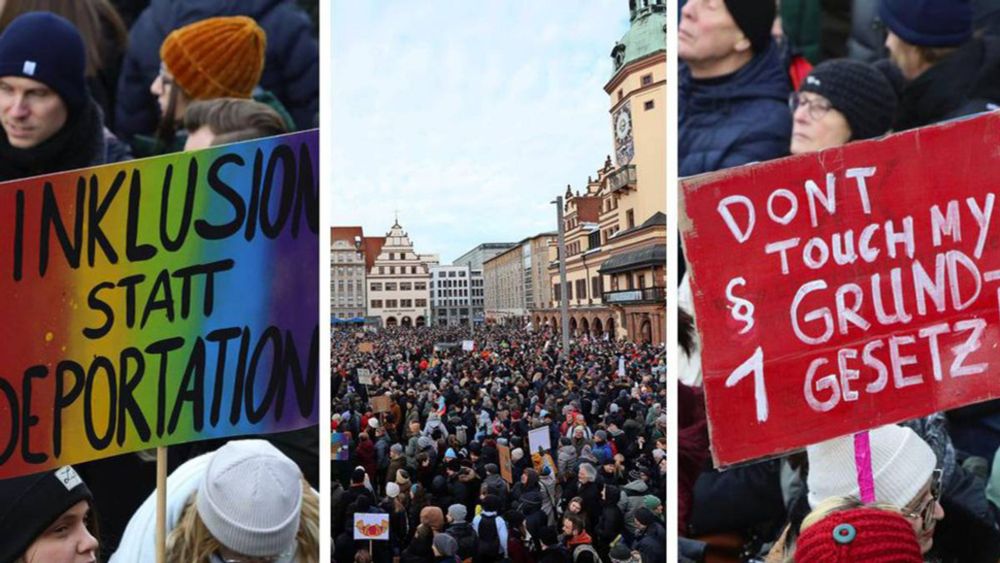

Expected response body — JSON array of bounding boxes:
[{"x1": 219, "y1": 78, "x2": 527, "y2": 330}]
[
  {"x1": 790, "y1": 91, "x2": 852, "y2": 155},
  {"x1": 22, "y1": 501, "x2": 98, "y2": 563}
]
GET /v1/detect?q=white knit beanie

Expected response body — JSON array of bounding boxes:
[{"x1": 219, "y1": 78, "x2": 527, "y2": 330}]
[
  {"x1": 386, "y1": 482, "x2": 400, "y2": 498},
  {"x1": 806, "y1": 424, "x2": 936, "y2": 509},
  {"x1": 197, "y1": 440, "x2": 303, "y2": 556}
]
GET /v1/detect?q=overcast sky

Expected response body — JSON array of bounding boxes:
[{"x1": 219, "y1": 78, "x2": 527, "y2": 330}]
[{"x1": 331, "y1": 2, "x2": 629, "y2": 263}]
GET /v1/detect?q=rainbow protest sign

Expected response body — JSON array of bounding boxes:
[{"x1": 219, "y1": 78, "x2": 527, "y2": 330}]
[{"x1": 0, "y1": 130, "x2": 319, "y2": 479}]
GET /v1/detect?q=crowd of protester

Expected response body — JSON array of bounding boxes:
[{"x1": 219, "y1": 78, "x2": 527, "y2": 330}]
[
  {"x1": 679, "y1": 0, "x2": 1000, "y2": 561},
  {"x1": 331, "y1": 324, "x2": 667, "y2": 563},
  {"x1": 0, "y1": 1, "x2": 319, "y2": 561}
]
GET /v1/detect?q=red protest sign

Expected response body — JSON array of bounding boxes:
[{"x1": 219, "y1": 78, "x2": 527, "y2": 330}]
[{"x1": 681, "y1": 112, "x2": 1000, "y2": 467}]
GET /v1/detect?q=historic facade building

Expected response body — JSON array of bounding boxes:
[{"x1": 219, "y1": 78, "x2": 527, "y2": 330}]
[
  {"x1": 536, "y1": 0, "x2": 666, "y2": 344},
  {"x1": 331, "y1": 227, "x2": 368, "y2": 322},
  {"x1": 366, "y1": 220, "x2": 438, "y2": 327}
]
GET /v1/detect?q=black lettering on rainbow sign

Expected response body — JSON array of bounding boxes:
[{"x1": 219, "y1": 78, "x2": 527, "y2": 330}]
[{"x1": 0, "y1": 130, "x2": 319, "y2": 479}]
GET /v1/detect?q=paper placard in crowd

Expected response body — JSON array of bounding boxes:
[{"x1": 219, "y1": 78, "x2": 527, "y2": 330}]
[
  {"x1": 528, "y1": 426, "x2": 552, "y2": 455},
  {"x1": 331, "y1": 432, "x2": 350, "y2": 461},
  {"x1": 498, "y1": 443, "x2": 513, "y2": 483},
  {"x1": 371, "y1": 395, "x2": 391, "y2": 414},
  {"x1": 357, "y1": 368, "x2": 373, "y2": 385},
  {"x1": 462, "y1": 339, "x2": 474, "y2": 351},
  {"x1": 353, "y1": 513, "x2": 390, "y2": 540},
  {"x1": 0, "y1": 131, "x2": 319, "y2": 479},
  {"x1": 358, "y1": 342, "x2": 374, "y2": 353},
  {"x1": 681, "y1": 113, "x2": 1000, "y2": 466}
]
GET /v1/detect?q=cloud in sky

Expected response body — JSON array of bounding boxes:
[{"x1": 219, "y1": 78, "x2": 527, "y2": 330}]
[{"x1": 332, "y1": 1, "x2": 630, "y2": 263}]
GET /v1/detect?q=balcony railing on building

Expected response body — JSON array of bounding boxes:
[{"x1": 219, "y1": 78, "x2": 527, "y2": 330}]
[
  {"x1": 608, "y1": 164, "x2": 637, "y2": 193},
  {"x1": 602, "y1": 286, "x2": 665, "y2": 304}
]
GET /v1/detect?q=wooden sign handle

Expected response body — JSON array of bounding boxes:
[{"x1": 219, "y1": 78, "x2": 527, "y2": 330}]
[{"x1": 156, "y1": 446, "x2": 167, "y2": 563}]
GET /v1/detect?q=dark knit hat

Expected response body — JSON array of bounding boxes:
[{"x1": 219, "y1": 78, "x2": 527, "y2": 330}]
[
  {"x1": 536, "y1": 526, "x2": 559, "y2": 546},
  {"x1": 634, "y1": 507, "x2": 657, "y2": 527},
  {"x1": 433, "y1": 532, "x2": 458, "y2": 557},
  {"x1": 794, "y1": 508, "x2": 923, "y2": 562},
  {"x1": 880, "y1": 0, "x2": 972, "y2": 47},
  {"x1": 0, "y1": 12, "x2": 86, "y2": 116},
  {"x1": 799, "y1": 59, "x2": 898, "y2": 141},
  {"x1": 505, "y1": 510, "x2": 526, "y2": 529},
  {"x1": 0, "y1": 467, "x2": 93, "y2": 562},
  {"x1": 724, "y1": 0, "x2": 775, "y2": 53},
  {"x1": 482, "y1": 494, "x2": 501, "y2": 513},
  {"x1": 609, "y1": 544, "x2": 635, "y2": 562}
]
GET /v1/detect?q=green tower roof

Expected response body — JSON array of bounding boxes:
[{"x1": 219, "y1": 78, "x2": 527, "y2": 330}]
[{"x1": 610, "y1": 0, "x2": 666, "y2": 78}]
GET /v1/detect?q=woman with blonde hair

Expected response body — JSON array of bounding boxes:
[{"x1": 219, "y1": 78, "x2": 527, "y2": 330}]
[
  {"x1": 793, "y1": 502, "x2": 923, "y2": 562},
  {"x1": 112, "y1": 440, "x2": 319, "y2": 563}
]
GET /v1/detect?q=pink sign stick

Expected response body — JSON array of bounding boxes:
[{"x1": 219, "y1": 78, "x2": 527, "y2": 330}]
[{"x1": 854, "y1": 431, "x2": 876, "y2": 503}]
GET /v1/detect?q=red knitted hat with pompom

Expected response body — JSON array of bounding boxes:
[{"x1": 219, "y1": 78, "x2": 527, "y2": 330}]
[{"x1": 794, "y1": 507, "x2": 923, "y2": 562}]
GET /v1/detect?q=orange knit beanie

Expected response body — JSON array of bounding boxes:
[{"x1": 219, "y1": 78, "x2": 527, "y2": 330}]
[{"x1": 160, "y1": 16, "x2": 266, "y2": 100}]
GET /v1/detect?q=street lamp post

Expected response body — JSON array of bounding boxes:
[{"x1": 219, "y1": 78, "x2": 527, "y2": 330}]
[{"x1": 552, "y1": 196, "x2": 570, "y2": 359}]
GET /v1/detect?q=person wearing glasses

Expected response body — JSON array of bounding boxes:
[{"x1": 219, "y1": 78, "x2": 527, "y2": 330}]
[
  {"x1": 788, "y1": 57, "x2": 897, "y2": 156},
  {"x1": 111, "y1": 439, "x2": 320, "y2": 563},
  {"x1": 764, "y1": 424, "x2": 942, "y2": 561},
  {"x1": 142, "y1": 15, "x2": 293, "y2": 157}
]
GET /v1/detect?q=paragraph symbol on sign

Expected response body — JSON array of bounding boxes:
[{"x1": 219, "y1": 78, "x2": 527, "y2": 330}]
[{"x1": 726, "y1": 277, "x2": 755, "y2": 334}]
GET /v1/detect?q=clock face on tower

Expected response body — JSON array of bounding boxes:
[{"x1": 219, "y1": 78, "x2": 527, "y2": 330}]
[
  {"x1": 615, "y1": 111, "x2": 632, "y2": 140},
  {"x1": 613, "y1": 102, "x2": 634, "y2": 166}
]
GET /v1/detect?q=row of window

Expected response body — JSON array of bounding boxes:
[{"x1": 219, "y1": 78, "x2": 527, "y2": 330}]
[
  {"x1": 334, "y1": 280, "x2": 363, "y2": 291},
  {"x1": 433, "y1": 289, "x2": 470, "y2": 298},
  {"x1": 433, "y1": 270, "x2": 467, "y2": 278},
  {"x1": 370, "y1": 299, "x2": 428, "y2": 309},
  {"x1": 377, "y1": 266, "x2": 424, "y2": 274},
  {"x1": 437, "y1": 309, "x2": 471, "y2": 315},
  {"x1": 549, "y1": 271, "x2": 657, "y2": 302},
  {"x1": 552, "y1": 276, "x2": 605, "y2": 301},
  {"x1": 370, "y1": 282, "x2": 427, "y2": 291},
  {"x1": 332, "y1": 267, "x2": 364, "y2": 276},
  {"x1": 331, "y1": 253, "x2": 363, "y2": 263},
  {"x1": 432, "y1": 279, "x2": 469, "y2": 289}
]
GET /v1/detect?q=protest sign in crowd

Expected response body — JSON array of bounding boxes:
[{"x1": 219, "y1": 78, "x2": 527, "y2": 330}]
[
  {"x1": 0, "y1": 2, "x2": 320, "y2": 562},
  {"x1": 331, "y1": 325, "x2": 667, "y2": 563},
  {"x1": 679, "y1": 0, "x2": 1000, "y2": 562}
]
